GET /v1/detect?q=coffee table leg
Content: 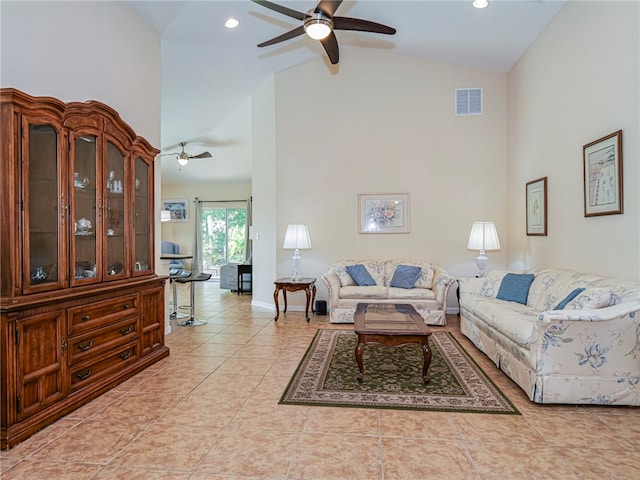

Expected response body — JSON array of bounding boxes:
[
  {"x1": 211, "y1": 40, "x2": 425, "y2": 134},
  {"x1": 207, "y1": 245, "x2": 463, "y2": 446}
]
[
  {"x1": 355, "y1": 336, "x2": 365, "y2": 382},
  {"x1": 421, "y1": 338, "x2": 432, "y2": 384}
]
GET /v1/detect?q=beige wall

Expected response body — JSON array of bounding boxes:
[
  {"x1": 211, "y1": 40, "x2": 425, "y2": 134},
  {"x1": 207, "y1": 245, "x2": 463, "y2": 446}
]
[
  {"x1": 0, "y1": 1, "x2": 161, "y2": 145},
  {"x1": 250, "y1": 51, "x2": 509, "y2": 309},
  {"x1": 507, "y1": 1, "x2": 639, "y2": 281},
  {"x1": 251, "y1": 76, "x2": 278, "y2": 308}
]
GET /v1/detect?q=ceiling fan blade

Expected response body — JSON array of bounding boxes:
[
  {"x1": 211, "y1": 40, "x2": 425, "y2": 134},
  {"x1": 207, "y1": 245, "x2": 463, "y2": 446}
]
[
  {"x1": 333, "y1": 16, "x2": 396, "y2": 35},
  {"x1": 257, "y1": 25, "x2": 305, "y2": 47},
  {"x1": 158, "y1": 152, "x2": 179, "y2": 157},
  {"x1": 190, "y1": 151, "x2": 212, "y2": 159},
  {"x1": 251, "y1": 0, "x2": 305, "y2": 21},
  {"x1": 320, "y1": 31, "x2": 339, "y2": 65},
  {"x1": 316, "y1": 0, "x2": 343, "y2": 17}
]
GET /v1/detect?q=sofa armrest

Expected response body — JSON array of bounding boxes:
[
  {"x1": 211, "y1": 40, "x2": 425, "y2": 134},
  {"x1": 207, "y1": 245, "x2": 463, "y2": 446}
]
[
  {"x1": 322, "y1": 272, "x2": 342, "y2": 307},
  {"x1": 532, "y1": 301, "x2": 640, "y2": 380},
  {"x1": 538, "y1": 300, "x2": 640, "y2": 323},
  {"x1": 433, "y1": 271, "x2": 455, "y2": 309}
]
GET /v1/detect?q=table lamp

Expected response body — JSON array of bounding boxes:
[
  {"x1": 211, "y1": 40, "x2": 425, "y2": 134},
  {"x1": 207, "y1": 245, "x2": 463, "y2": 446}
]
[
  {"x1": 283, "y1": 224, "x2": 311, "y2": 281},
  {"x1": 467, "y1": 222, "x2": 500, "y2": 277}
]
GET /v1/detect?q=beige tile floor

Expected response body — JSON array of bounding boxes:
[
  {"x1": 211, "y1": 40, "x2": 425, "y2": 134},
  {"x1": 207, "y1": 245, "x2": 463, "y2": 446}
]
[{"x1": 1, "y1": 280, "x2": 639, "y2": 479}]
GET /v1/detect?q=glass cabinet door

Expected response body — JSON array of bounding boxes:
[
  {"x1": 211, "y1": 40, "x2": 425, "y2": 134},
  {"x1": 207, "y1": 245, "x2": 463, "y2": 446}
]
[
  {"x1": 105, "y1": 141, "x2": 127, "y2": 279},
  {"x1": 133, "y1": 156, "x2": 152, "y2": 275},
  {"x1": 70, "y1": 133, "x2": 98, "y2": 285},
  {"x1": 24, "y1": 123, "x2": 64, "y2": 292}
]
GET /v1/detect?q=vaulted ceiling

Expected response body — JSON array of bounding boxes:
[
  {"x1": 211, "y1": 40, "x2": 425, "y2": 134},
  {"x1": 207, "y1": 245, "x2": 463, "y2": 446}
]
[{"x1": 129, "y1": 0, "x2": 566, "y2": 184}]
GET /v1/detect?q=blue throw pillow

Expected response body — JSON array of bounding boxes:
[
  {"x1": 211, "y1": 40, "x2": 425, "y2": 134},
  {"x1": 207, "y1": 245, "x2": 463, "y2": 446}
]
[
  {"x1": 555, "y1": 287, "x2": 585, "y2": 309},
  {"x1": 346, "y1": 264, "x2": 376, "y2": 286},
  {"x1": 496, "y1": 273, "x2": 535, "y2": 305},
  {"x1": 390, "y1": 265, "x2": 422, "y2": 289}
]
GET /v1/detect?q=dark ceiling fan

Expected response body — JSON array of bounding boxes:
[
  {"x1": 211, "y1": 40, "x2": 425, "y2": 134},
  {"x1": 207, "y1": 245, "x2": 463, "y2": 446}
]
[
  {"x1": 251, "y1": 0, "x2": 396, "y2": 65},
  {"x1": 160, "y1": 142, "x2": 212, "y2": 167}
]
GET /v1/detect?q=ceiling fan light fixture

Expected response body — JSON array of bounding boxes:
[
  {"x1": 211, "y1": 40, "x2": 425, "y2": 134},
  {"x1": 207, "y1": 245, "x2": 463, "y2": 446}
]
[
  {"x1": 225, "y1": 18, "x2": 239, "y2": 29},
  {"x1": 177, "y1": 155, "x2": 189, "y2": 166},
  {"x1": 304, "y1": 13, "x2": 333, "y2": 40}
]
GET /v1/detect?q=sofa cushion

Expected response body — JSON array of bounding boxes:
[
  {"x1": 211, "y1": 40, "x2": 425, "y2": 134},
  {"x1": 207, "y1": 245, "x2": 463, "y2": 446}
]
[
  {"x1": 565, "y1": 288, "x2": 614, "y2": 309},
  {"x1": 526, "y1": 267, "x2": 601, "y2": 310},
  {"x1": 497, "y1": 273, "x2": 535, "y2": 305},
  {"x1": 555, "y1": 287, "x2": 585, "y2": 309},
  {"x1": 339, "y1": 285, "x2": 387, "y2": 299},
  {"x1": 390, "y1": 265, "x2": 422, "y2": 289},
  {"x1": 346, "y1": 264, "x2": 376, "y2": 286},
  {"x1": 335, "y1": 263, "x2": 357, "y2": 287},
  {"x1": 461, "y1": 294, "x2": 538, "y2": 349},
  {"x1": 414, "y1": 266, "x2": 435, "y2": 289},
  {"x1": 387, "y1": 287, "x2": 435, "y2": 300}
]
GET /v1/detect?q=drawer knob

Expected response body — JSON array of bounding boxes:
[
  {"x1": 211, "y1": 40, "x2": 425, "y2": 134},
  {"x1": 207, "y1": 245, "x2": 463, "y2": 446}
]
[
  {"x1": 75, "y1": 368, "x2": 92, "y2": 380},
  {"x1": 81, "y1": 315, "x2": 90, "y2": 321},
  {"x1": 119, "y1": 326, "x2": 132, "y2": 335},
  {"x1": 77, "y1": 340, "x2": 93, "y2": 351},
  {"x1": 119, "y1": 349, "x2": 132, "y2": 360},
  {"x1": 122, "y1": 304, "x2": 130, "y2": 309}
]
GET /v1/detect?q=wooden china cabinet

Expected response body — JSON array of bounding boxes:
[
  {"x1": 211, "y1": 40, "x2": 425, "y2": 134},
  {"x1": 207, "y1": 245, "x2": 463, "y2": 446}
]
[{"x1": 0, "y1": 89, "x2": 169, "y2": 449}]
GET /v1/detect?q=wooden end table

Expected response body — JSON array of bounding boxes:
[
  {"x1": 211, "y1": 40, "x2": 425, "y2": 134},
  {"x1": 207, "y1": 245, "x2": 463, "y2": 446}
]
[
  {"x1": 273, "y1": 277, "x2": 316, "y2": 322},
  {"x1": 354, "y1": 303, "x2": 432, "y2": 384}
]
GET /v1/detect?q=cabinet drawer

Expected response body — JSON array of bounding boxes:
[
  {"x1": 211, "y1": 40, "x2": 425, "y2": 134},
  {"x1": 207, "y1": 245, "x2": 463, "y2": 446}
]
[
  {"x1": 69, "y1": 341, "x2": 139, "y2": 392},
  {"x1": 68, "y1": 317, "x2": 138, "y2": 365},
  {"x1": 68, "y1": 295, "x2": 138, "y2": 336}
]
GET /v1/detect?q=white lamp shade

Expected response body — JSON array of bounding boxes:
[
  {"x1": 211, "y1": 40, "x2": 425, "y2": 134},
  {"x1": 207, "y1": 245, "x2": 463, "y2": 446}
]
[
  {"x1": 160, "y1": 210, "x2": 172, "y2": 222},
  {"x1": 283, "y1": 224, "x2": 311, "y2": 250},
  {"x1": 467, "y1": 222, "x2": 500, "y2": 251}
]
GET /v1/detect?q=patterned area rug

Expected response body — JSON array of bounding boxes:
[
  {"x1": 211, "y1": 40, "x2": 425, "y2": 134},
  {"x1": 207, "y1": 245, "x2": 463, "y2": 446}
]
[{"x1": 280, "y1": 329, "x2": 520, "y2": 414}]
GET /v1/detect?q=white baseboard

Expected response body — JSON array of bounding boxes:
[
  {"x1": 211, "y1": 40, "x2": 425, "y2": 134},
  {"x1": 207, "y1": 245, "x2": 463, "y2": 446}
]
[{"x1": 252, "y1": 299, "x2": 276, "y2": 311}]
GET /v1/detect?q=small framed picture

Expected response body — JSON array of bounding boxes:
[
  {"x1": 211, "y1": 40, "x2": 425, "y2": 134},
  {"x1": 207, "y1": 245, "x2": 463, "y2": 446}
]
[
  {"x1": 526, "y1": 177, "x2": 547, "y2": 236},
  {"x1": 161, "y1": 198, "x2": 189, "y2": 222},
  {"x1": 583, "y1": 130, "x2": 623, "y2": 217},
  {"x1": 359, "y1": 193, "x2": 410, "y2": 234}
]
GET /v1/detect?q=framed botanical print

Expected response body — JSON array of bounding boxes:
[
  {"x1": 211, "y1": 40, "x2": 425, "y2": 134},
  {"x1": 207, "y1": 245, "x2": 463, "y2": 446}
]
[
  {"x1": 583, "y1": 130, "x2": 623, "y2": 217},
  {"x1": 358, "y1": 193, "x2": 410, "y2": 234},
  {"x1": 526, "y1": 177, "x2": 547, "y2": 236},
  {"x1": 161, "y1": 198, "x2": 189, "y2": 222}
]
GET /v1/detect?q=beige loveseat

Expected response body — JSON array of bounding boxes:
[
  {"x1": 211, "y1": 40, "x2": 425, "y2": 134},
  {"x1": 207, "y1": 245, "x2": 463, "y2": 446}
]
[
  {"x1": 321, "y1": 260, "x2": 455, "y2": 325},
  {"x1": 459, "y1": 267, "x2": 640, "y2": 405}
]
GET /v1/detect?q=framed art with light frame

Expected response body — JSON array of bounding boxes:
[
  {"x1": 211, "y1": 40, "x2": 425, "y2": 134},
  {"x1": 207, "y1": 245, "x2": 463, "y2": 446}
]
[
  {"x1": 358, "y1": 193, "x2": 410, "y2": 234},
  {"x1": 583, "y1": 130, "x2": 623, "y2": 217},
  {"x1": 161, "y1": 198, "x2": 189, "y2": 222},
  {"x1": 526, "y1": 177, "x2": 547, "y2": 236}
]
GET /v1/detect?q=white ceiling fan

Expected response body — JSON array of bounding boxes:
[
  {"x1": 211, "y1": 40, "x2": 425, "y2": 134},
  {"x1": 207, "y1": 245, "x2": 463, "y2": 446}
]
[{"x1": 160, "y1": 141, "x2": 212, "y2": 166}]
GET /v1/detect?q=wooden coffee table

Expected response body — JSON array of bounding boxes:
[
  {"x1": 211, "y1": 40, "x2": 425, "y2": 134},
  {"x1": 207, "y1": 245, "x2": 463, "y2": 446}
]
[{"x1": 354, "y1": 303, "x2": 433, "y2": 384}]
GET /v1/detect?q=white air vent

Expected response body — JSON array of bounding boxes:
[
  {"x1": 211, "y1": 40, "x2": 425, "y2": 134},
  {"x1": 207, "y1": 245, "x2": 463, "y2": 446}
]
[{"x1": 455, "y1": 88, "x2": 483, "y2": 116}]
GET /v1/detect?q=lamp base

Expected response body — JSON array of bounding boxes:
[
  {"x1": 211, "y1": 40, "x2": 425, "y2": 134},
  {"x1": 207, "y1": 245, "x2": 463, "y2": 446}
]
[
  {"x1": 476, "y1": 251, "x2": 488, "y2": 277},
  {"x1": 291, "y1": 249, "x2": 302, "y2": 282}
]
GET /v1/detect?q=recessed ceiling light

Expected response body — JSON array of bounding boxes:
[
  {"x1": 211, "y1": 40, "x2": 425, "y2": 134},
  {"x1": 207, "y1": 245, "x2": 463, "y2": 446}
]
[
  {"x1": 225, "y1": 18, "x2": 239, "y2": 29},
  {"x1": 473, "y1": 0, "x2": 489, "y2": 8}
]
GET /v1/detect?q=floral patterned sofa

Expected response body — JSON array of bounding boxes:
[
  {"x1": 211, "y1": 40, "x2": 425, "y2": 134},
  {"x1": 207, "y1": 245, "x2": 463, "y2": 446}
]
[
  {"x1": 321, "y1": 260, "x2": 455, "y2": 325},
  {"x1": 459, "y1": 267, "x2": 640, "y2": 405}
]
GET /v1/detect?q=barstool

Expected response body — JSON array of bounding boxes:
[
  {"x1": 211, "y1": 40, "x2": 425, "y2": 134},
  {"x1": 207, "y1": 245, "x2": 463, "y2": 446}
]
[
  {"x1": 169, "y1": 270, "x2": 191, "y2": 319},
  {"x1": 175, "y1": 273, "x2": 212, "y2": 326}
]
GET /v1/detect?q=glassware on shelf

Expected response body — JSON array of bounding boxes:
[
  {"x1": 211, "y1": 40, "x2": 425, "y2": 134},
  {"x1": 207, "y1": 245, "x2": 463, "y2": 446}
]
[
  {"x1": 107, "y1": 170, "x2": 115, "y2": 191},
  {"x1": 32, "y1": 266, "x2": 47, "y2": 281},
  {"x1": 74, "y1": 172, "x2": 89, "y2": 189}
]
